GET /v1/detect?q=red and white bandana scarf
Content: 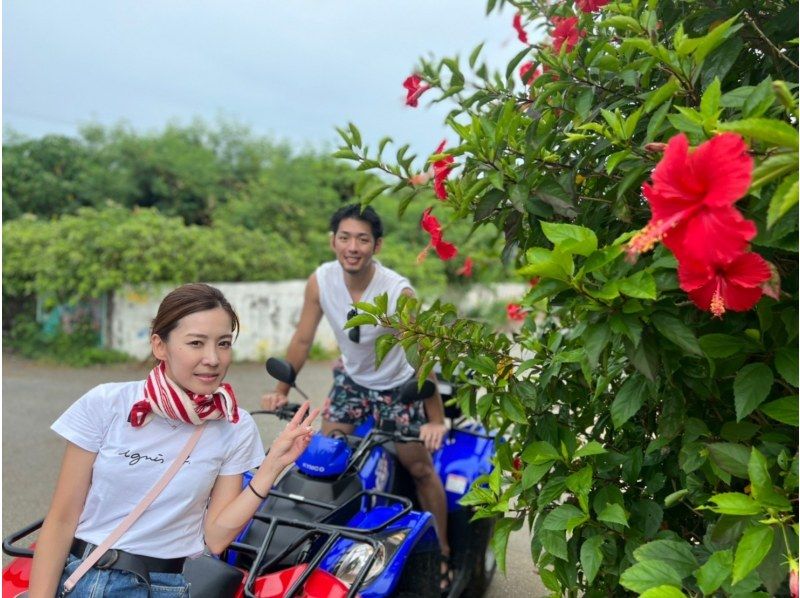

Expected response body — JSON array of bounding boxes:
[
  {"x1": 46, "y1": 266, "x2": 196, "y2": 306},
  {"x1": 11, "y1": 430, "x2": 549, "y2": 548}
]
[{"x1": 129, "y1": 361, "x2": 240, "y2": 427}]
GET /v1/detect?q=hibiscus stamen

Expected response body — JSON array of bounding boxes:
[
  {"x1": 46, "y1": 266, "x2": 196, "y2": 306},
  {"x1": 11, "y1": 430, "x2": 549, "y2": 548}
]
[
  {"x1": 710, "y1": 282, "x2": 726, "y2": 318},
  {"x1": 625, "y1": 222, "x2": 664, "y2": 262},
  {"x1": 417, "y1": 245, "x2": 431, "y2": 264}
]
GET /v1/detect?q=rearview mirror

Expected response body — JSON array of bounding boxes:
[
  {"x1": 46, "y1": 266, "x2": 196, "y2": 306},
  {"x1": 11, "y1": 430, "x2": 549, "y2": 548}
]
[{"x1": 265, "y1": 357, "x2": 297, "y2": 386}]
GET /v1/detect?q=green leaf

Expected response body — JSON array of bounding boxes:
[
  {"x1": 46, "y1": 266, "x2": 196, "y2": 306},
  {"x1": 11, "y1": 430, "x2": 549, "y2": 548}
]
[
  {"x1": 740, "y1": 77, "x2": 774, "y2": 118},
  {"x1": 749, "y1": 447, "x2": 792, "y2": 510},
  {"x1": 374, "y1": 333, "x2": 398, "y2": 367},
  {"x1": 639, "y1": 587, "x2": 687, "y2": 598},
  {"x1": 695, "y1": 549, "x2": 733, "y2": 595},
  {"x1": 611, "y1": 374, "x2": 649, "y2": 428},
  {"x1": 597, "y1": 503, "x2": 629, "y2": 527},
  {"x1": 584, "y1": 322, "x2": 611, "y2": 368},
  {"x1": 573, "y1": 440, "x2": 607, "y2": 459},
  {"x1": 565, "y1": 465, "x2": 593, "y2": 501},
  {"x1": 774, "y1": 347, "x2": 799, "y2": 387},
  {"x1": 693, "y1": 14, "x2": 741, "y2": 64},
  {"x1": 500, "y1": 394, "x2": 528, "y2": 424},
  {"x1": 521, "y1": 462, "x2": 552, "y2": 489},
  {"x1": 527, "y1": 279, "x2": 570, "y2": 302},
  {"x1": 518, "y1": 247, "x2": 574, "y2": 281},
  {"x1": 539, "y1": 529, "x2": 568, "y2": 561},
  {"x1": 462, "y1": 355, "x2": 496, "y2": 376},
  {"x1": 644, "y1": 78, "x2": 681, "y2": 113},
  {"x1": 522, "y1": 441, "x2": 562, "y2": 465},
  {"x1": 540, "y1": 222, "x2": 598, "y2": 256},
  {"x1": 767, "y1": 172, "x2": 799, "y2": 229},
  {"x1": 345, "y1": 313, "x2": 377, "y2": 328},
  {"x1": 717, "y1": 118, "x2": 799, "y2": 148},
  {"x1": 606, "y1": 149, "x2": 632, "y2": 175},
  {"x1": 698, "y1": 333, "x2": 751, "y2": 358},
  {"x1": 634, "y1": 540, "x2": 698, "y2": 578},
  {"x1": 618, "y1": 270, "x2": 657, "y2": 299},
  {"x1": 600, "y1": 15, "x2": 644, "y2": 33},
  {"x1": 732, "y1": 525, "x2": 774, "y2": 584},
  {"x1": 490, "y1": 517, "x2": 520, "y2": 574},
  {"x1": 705, "y1": 492, "x2": 762, "y2": 515},
  {"x1": 580, "y1": 535, "x2": 604, "y2": 585},
  {"x1": 750, "y1": 152, "x2": 799, "y2": 191},
  {"x1": 542, "y1": 504, "x2": 588, "y2": 532},
  {"x1": 700, "y1": 78, "x2": 722, "y2": 117},
  {"x1": 619, "y1": 560, "x2": 683, "y2": 593},
  {"x1": 347, "y1": 122, "x2": 362, "y2": 148},
  {"x1": 759, "y1": 396, "x2": 799, "y2": 426},
  {"x1": 734, "y1": 363, "x2": 774, "y2": 421},
  {"x1": 468, "y1": 42, "x2": 484, "y2": 69},
  {"x1": 651, "y1": 312, "x2": 703, "y2": 355},
  {"x1": 707, "y1": 444, "x2": 751, "y2": 479}
]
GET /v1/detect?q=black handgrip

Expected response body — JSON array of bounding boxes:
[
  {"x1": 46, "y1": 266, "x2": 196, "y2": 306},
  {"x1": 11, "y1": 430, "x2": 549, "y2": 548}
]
[{"x1": 3, "y1": 518, "x2": 43, "y2": 558}]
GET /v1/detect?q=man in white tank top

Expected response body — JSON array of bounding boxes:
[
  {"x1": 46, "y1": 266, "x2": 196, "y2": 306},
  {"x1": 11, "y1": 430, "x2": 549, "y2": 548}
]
[{"x1": 261, "y1": 204, "x2": 452, "y2": 584}]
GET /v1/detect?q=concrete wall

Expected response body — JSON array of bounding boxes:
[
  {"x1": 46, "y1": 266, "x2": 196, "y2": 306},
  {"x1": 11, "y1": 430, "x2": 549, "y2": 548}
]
[
  {"x1": 110, "y1": 280, "x2": 528, "y2": 361},
  {"x1": 111, "y1": 281, "x2": 337, "y2": 361}
]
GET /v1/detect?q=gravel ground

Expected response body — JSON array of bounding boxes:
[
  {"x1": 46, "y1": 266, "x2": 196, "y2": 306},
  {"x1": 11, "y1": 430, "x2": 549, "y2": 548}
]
[{"x1": 2, "y1": 352, "x2": 546, "y2": 596}]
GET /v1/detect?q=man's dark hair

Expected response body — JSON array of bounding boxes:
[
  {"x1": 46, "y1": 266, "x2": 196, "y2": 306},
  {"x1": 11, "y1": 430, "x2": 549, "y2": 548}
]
[{"x1": 330, "y1": 203, "x2": 384, "y2": 240}]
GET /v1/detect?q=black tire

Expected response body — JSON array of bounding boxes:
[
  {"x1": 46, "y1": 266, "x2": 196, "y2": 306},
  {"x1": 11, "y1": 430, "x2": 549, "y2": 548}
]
[
  {"x1": 461, "y1": 518, "x2": 496, "y2": 598},
  {"x1": 394, "y1": 547, "x2": 441, "y2": 598}
]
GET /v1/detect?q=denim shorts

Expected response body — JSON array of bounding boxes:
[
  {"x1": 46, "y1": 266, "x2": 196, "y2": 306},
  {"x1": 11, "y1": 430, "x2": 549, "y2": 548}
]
[
  {"x1": 323, "y1": 365, "x2": 427, "y2": 428},
  {"x1": 59, "y1": 554, "x2": 190, "y2": 597}
]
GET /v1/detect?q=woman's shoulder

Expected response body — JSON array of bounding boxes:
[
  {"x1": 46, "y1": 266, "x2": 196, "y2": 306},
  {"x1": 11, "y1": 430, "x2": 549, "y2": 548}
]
[{"x1": 78, "y1": 380, "x2": 145, "y2": 410}]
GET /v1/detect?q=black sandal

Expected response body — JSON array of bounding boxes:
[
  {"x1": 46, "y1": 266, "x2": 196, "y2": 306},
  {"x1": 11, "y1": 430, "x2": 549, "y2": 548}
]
[{"x1": 440, "y1": 553, "x2": 454, "y2": 595}]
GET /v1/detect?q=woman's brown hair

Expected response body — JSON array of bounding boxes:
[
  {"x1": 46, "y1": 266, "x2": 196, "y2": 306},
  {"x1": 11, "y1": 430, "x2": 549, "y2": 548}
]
[{"x1": 151, "y1": 283, "x2": 239, "y2": 340}]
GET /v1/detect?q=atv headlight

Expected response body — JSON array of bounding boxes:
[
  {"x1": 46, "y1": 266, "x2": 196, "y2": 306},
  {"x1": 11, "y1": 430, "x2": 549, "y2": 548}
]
[{"x1": 332, "y1": 529, "x2": 409, "y2": 588}]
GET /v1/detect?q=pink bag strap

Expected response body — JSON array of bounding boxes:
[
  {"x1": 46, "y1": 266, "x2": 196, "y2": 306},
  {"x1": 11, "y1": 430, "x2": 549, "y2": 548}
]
[{"x1": 62, "y1": 424, "x2": 206, "y2": 594}]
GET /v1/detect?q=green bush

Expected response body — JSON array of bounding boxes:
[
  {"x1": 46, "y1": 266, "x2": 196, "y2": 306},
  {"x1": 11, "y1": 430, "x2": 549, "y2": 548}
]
[
  {"x1": 7, "y1": 316, "x2": 130, "y2": 367},
  {"x1": 339, "y1": 0, "x2": 798, "y2": 595}
]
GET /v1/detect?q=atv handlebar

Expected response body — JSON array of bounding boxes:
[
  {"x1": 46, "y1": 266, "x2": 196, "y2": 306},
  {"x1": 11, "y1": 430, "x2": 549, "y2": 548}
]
[
  {"x1": 2, "y1": 517, "x2": 42, "y2": 558},
  {"x1": 250, "y1": 403, "x2": 301, "y2": 421}
]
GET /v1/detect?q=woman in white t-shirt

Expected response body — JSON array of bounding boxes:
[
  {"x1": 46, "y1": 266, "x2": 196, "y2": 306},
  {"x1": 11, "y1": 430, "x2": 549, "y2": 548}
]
[{"x1": 28, "y1": 283, "x2": 320, "y2": 598}]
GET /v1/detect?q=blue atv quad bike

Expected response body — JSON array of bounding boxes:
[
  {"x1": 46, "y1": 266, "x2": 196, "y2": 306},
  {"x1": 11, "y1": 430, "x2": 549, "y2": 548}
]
[{"x1": 227, "y1": 357, "x2": 498, "y2": 598}]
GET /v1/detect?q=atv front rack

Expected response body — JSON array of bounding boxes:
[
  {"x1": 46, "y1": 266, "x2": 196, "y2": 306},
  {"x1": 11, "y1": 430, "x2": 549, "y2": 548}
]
[{"x1": 229, "y1": 488, "x2": 414, "y2": 598}]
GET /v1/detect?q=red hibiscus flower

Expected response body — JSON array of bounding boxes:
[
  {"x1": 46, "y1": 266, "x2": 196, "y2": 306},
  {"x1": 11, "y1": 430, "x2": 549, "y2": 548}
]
[
  {"x1": 678, "y1": 252, "x2": 771, "y2": 317},
  {"x1": 519, "y1": 62, "x2": 542, "y2": 85},
  {"x1": 627, "y1": 133, "x2": 755, "y2": 264},
  {"x1": 513, "y1": 13, "x2": 529, "y2": 44},
  {"x1": 575, "y1": 0, "x2": 609, "y2": 12},
  {"x1": 420, "y1": 208, "x2": 458, "y2": 261},
  {"x1": 790, "y1": 565, "x2": 798, "y2": 598},
  {"x1": 456, "y1": 257, "x2": 474, "y2": 277},
  {"x1": 432, "y1": 140, "x2": 455, "y2": 201},
  {"x1": 403, "y1": 74, "x2": 430, "y2": 107},
  {"x1": 507, "y1": 303, "x2": 527, "y2": 321},
  {"x1": 551, "y1": 16, "x2": 584, "y2": 53}
]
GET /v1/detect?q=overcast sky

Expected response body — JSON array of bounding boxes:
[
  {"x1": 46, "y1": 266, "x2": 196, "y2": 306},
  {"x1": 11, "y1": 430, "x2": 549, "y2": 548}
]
[{"x1": 4, "y1": 1, "x2": 534, "y2": 159}]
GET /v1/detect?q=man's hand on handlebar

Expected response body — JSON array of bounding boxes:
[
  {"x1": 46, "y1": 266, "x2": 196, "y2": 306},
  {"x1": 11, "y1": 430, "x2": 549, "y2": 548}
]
[
  {"x1": 261, "y1": 391, "x2": 289, "y2": 411},
  {"x1": 419, "y1": 422, "x2": 447, "y2": 452}
]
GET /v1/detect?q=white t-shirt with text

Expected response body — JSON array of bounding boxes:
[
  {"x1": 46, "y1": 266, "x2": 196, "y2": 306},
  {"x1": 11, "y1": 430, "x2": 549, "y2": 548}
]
[{"x1": 51, "y1": 380, "x2": 265, "y2": 558}]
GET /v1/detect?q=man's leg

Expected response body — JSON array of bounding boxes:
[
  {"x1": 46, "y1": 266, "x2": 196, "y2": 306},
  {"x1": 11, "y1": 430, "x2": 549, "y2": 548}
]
[
  {"x1": 394, "y1": 442, "x2": 451, "y2": 560},
  {"x1": 322, "y1": 364, "x2": 366, "y2": 437}
]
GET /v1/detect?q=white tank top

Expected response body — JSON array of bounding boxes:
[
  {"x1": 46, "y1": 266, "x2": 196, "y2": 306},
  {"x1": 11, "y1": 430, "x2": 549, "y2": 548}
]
[{"x1": 316, "y1": 260, "x2": 415, "y2": 390}]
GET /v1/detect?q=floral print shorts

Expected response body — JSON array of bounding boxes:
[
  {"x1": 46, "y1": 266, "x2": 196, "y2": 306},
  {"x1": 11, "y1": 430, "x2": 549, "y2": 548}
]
[{"x1": 323, "y1": 365, "x2": 427, "y2": 429}]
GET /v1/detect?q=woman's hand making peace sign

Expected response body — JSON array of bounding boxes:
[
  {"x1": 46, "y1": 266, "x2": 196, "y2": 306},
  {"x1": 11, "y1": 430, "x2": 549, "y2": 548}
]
[{"x1": 262, "y1": 401, "x2": 320, "y2": 476}]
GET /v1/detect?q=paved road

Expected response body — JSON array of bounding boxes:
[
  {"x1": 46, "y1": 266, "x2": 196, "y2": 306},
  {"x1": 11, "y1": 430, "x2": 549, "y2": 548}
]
[{"x1": 2, "y1": 352, "x2": 546, "y2": 596}]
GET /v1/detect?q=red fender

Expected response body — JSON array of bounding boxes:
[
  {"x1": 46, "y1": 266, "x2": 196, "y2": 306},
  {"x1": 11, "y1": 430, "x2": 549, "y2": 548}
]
[
  {"x1": 251, "y1": 563, "x2": 353, "y2": 598},
  {"x1": 3, "y1": 554, "x2": 33, "y2": 598}
]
